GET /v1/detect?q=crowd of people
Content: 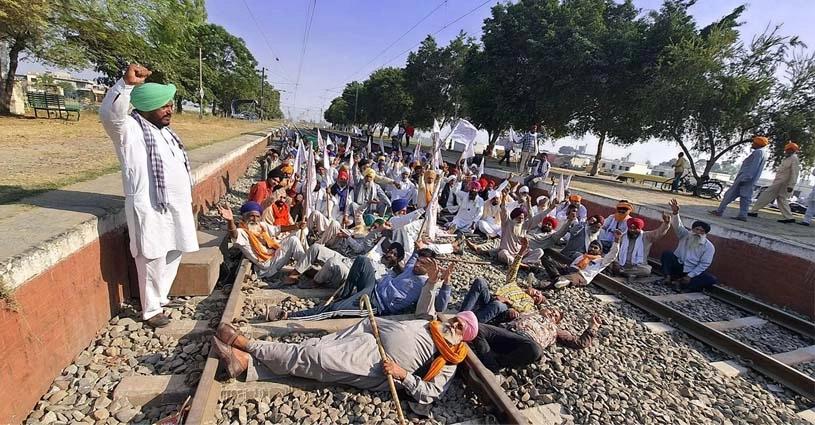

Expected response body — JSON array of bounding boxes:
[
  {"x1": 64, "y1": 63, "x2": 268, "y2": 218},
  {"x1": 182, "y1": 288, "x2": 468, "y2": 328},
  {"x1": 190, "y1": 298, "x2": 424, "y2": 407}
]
[
  {"x1": 104, "y1": 65, "x2": 796, "y2": 414},
  {"x1": 207, "y1": 127, "x2": 724, "y2": 411}
]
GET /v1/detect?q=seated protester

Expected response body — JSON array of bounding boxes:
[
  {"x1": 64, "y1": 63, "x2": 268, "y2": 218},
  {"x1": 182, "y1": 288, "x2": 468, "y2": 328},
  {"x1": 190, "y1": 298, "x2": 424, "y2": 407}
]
[
  {"x1": 488, "y1": 192, "x2": 547, "y2": 266},
  {"x1": 210, "y1": 313, "x2": 478, "y2": 407},
  {"x1": 527, "y1": 213, "x2": 576, "y2": 252},
  {"x1": 220, "y1": 202, "x2": 306, "y2": 279},
  {"x1": 314, "y1": 212, "x2": 385, "y2": 256},
  {"x1": 354, "y1": 158, "x2": 395, "y2": 188},
  {"x1": 545, "y1": 231, "x2": 621, "y2": 289},
  {"x1": 473, "y1": 308, "x2": 602, "y2": 373},
  {"x1": 387, "y1": 200, "x2": 462, "y2": 260},
  {"x1": 506, "y1": 185, "x2": 532, "y2": 213},
  {"x1": 280, "y1": 248, "x2": 451, "y2": 321},
  {"x1": 262, "y1": 193, "x2": 293, "y2": 227},
  {"x1": 417, "y1": 170, "x2": 439, "y2": 210},
  {"x1": 447, "y1": 180, "x2": 485, "y2": 233},
  {"x1": 290, "y1": 192, "x2": 305, "y2": 223},
  {"x1": 553, "y1": 194, "x2": 588, "y2": 223},
  {"x1": 284, "y1": 242, "x2": 355, "y2": 288},
  {"x1": 599, "y1": 200, "x2": 634, "y2": 251},
  {"x1": 329, "y1": 169, "x2": 355, "y2": 224},
  {"x1": 459, "y1": 239, "x2": 546, "y2": 324},
  {"x1": 611, "y1": 213, "x2": 671, "y2": 278},
  {"x1": 248, "y1": 172, "x2": 283, "y2": 205},
  {"x1": 561, "y1": 214, "x2": 605, "y2": 260},
  {"x1": 661, "y1": 199, "x2": 717, "y2": 292},
  {"x1": 530, "y1": 195, "x2": 550, "y2": 218},
  {"x1": 523, "y1": 152, "x2": 550, "y2": 188},
  {"x1": 354, "y1": 168, "x2": 391, "y2": 216},
  {"x1": 390, "y1": 167, "x2": 418, "y2": 206},
  {"x1": 476, "y1": 191, "x2": 503, "y2": 238}
]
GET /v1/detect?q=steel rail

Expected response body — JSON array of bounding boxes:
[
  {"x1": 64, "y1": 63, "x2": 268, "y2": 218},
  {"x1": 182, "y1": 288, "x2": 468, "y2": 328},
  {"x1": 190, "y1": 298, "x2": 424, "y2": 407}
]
[
  {"x1": 645, "y1": 259, "x2": 815, "y2": 339},
  {"x1": 546, "y1": 250, "x2": 815, "y2": 401}
]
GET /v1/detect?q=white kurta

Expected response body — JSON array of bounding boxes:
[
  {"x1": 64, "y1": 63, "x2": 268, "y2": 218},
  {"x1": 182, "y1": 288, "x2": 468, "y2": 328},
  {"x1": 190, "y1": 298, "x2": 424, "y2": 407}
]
[{"x1": 100, "y1": 79, "x2": 199, "y2": 260}]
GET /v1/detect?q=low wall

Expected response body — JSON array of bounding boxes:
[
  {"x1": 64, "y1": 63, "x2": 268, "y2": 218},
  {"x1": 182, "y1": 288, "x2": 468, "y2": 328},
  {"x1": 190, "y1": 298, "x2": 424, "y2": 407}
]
[{"x1": 0, "y1": 132, "x2": 271, "y2": 423}]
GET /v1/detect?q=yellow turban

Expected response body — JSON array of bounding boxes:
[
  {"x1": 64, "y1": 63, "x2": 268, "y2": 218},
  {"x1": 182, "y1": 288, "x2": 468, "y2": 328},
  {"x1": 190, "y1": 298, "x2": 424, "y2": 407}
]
[
  {"x1": 784, "y1": 142, "x2": 799, "y2": 152},
  {"x1": 280, "y1": 164, "x2": 294, "y2": 175},
  {"x1": 424, "y1": 170, "x2": 437, "y2": 180},
  {"x1": 363, "y1": 168, "x2": 376, "y2": 178},
  {"x1": 752, "y1": 136, "x2": 769, "y2": 147}
]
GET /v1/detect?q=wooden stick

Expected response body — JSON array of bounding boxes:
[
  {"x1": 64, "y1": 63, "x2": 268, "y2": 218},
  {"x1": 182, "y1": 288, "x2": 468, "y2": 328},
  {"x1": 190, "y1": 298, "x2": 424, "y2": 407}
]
[
  {"x1": 360, "y1": 294, "x2": 407, "y2": 425},
  {"x1": 436, "y1": 257, "x2": 491, "y2": 266}
]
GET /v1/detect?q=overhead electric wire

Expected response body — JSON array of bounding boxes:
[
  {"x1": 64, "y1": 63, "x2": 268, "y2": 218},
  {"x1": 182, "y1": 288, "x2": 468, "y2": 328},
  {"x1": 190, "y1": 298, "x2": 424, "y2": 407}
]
[
  {"x1": 377, "y1": 0, "x2": 494, "y2": 69},
  {"x1": 292, "y1": 0, "x2": 318, "y2": 110},
  {"x1": 340, "y1": 0, "x2": 449, "y2": 84},
  {"x1": 240, "y1": 0, "x2": 295, "y2": 83}
]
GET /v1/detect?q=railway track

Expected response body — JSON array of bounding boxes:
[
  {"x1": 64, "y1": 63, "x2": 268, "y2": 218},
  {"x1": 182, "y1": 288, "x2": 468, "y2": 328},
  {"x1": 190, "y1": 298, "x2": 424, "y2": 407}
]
[
  {"x1": 183, "y1": 257, "x2": 527, "y2": 425},
  {"x1": 546, "y1": 249, "x2": 815, "y2": 404}
]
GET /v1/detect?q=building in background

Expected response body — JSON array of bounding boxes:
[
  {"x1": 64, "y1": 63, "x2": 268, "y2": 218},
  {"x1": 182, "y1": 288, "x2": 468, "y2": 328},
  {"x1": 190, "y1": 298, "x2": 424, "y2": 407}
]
[{"x1": 17, "y1": 72, "x2": 107, "y2": 103}]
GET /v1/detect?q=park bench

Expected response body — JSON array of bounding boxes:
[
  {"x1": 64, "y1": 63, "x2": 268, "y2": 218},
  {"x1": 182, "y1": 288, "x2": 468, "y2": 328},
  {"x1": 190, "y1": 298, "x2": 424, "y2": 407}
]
[{"x1": 26, "y1": 91, "x2": 81, "y2": 121}]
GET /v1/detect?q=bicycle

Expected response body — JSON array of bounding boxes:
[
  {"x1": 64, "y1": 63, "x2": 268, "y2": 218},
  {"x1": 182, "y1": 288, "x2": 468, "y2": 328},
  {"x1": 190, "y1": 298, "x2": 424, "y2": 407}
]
[{"x1": 660, "y1": 173, "x2": 725, "y2": 199}]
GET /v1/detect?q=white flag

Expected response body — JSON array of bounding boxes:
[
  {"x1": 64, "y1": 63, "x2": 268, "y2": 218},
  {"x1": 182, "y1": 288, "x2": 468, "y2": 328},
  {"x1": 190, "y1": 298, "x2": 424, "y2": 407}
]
[
  {"x1": 316, "y1": 129, "x2": 325, "y2": 152},
  {"x1": 432, "y1": 118, "x2": 440, "y2": 141},
  {"x1": 323, "y1": 147, "x2": 333, "y2": 187},
  {"x1": 478, "y1": 156, "x2": 485, "y2": 178},
  {"x1": 425, "y1": 176, "x2": 445, "y2": 240},
  {"x1": 303, "y1": 147, "x2": 317, "y2": 218},
  {"x1": 509, "y1": 127, "x2": 519, "y2": 143},
  {"x1": 346, "y1": 135, "x2": 353, "y2": 153},
  {"x1": 449, "y1": 119, "x2": 478, "y2": 160},
  {"x1": 293, "y1": 138, "x2": 304, "y2": 176},
  {"x1": 379, "y1": 131, "x2": 385, "y2": 155},
  {"x1": 564, "y1": 174, "x2": 572, "y2": 192},
  {"x1": 348, "y1": 148, "x2": 355, "y2": 175},
  {"x1": 413, "y1": 140, "x2": 421, "y2": 163},
  {"x1": 557, "y1": 174, "x2": 565, "y2": 201}
]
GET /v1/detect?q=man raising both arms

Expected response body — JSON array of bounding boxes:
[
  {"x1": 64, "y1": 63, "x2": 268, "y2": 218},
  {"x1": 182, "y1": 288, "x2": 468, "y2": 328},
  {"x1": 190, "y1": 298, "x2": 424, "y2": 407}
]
[{"x1": 100, "y1": 64, "x2": 199, "y2": 328}]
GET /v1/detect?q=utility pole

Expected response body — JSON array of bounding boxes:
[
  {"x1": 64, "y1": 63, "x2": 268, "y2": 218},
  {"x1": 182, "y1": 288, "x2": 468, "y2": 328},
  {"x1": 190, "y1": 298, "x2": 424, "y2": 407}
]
[
  {"x1": 259, "y1": 67, "x2": 265, "y2": 121},
  {"x1": 198, "y1": 46, "x2": 203, "y2": 120},
  {"x1": 353, "y1": 84, "x2": 359, "y2": 124}
]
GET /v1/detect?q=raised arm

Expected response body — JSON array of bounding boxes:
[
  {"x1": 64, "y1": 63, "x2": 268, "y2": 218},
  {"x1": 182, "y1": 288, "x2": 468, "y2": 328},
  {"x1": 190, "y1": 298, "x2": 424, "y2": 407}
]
[
  {"x1": 100, "y1": 64, "x2": 151, "y2": 143},
  {"x1": 669, "y1": 199, "x2": 689, "y2": 240}
]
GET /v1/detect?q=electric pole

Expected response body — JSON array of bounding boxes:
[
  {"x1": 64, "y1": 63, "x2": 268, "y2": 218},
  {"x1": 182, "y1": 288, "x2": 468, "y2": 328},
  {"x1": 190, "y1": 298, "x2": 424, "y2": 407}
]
[
  {"x1": 353, "y1": 84, "x2": 359, "y2": 124},
  {"x1": 198, "y1": 46, "x2": 203, "y2": 120},
  {"x1": 259, "y1": 67, "x2": 265, "y2": 121}
]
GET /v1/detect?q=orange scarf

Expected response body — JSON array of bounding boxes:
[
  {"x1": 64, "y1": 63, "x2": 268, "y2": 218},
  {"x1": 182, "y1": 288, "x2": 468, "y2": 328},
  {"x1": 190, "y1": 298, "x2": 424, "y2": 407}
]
[
  {"x1": 240, "y1": 223, "x2": 280, "y2": 262},
  {"x1": 271, "y1": 202, "x2": 291, "y2": 226},
  {"x1": 422, "y1": 321, "x2": 469, "y2": 381},
  {"x1": 575, "y1": 254, "x2": 602, "y2": 270}
]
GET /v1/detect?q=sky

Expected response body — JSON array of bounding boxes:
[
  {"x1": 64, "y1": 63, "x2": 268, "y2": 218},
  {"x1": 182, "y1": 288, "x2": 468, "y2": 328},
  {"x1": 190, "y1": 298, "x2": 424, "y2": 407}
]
[{"x1": 19, "y1": 0, "x2": 815, "y2": 168}]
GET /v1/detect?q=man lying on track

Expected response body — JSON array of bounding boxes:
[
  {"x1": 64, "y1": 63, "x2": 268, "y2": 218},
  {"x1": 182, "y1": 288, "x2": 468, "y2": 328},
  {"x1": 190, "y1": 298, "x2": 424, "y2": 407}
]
[
  {"x1": 271, "y1": 244, "x2": 452, "y2": 321},
  {"x1": 541, "y1": 230, "x2": 622, "y2": 289},
  {"x1": 219, "y1": 202, "x2": 306, "y2": 279},
  {"x1": 210, "y1": 312, "x2": 478, "y2": 406}
]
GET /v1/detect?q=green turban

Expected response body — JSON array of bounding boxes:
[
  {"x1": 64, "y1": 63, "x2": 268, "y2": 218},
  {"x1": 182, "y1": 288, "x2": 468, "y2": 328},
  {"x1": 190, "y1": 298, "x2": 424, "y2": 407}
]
[{"x1": 131, "y1": 83, "x2": 176, "y2": 112}]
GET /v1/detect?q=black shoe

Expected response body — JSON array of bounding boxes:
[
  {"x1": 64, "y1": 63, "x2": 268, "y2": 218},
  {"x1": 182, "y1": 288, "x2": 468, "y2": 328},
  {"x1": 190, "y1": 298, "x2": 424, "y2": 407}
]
[
  {"x1": 730, "y1": 216, "x2": 747, "y2": 222},
  {"x1": 747, "y1": 213, "x2": 758, "y2": 217},
  {"x1": 778, "y1": 219, "x2": 795, "y2": 224},
  {"x1": 145, "y1": 313, "x2": 170, "y2": 328},
  {"x1": 799, "y1": 222, "x2": 811, "y2": 226}
]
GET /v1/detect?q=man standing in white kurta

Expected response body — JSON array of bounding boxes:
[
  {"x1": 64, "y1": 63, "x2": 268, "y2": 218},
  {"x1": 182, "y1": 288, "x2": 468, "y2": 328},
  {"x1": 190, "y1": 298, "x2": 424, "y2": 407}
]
[{"x1": 100, "y1": 64, "x2": 199, "y2": 328}]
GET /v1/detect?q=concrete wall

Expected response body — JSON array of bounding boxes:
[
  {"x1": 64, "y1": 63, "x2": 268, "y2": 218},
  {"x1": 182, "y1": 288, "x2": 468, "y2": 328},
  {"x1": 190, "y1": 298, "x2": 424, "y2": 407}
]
[{"x1": 0, "y1": 133, "x2": 270, "y2": 423}]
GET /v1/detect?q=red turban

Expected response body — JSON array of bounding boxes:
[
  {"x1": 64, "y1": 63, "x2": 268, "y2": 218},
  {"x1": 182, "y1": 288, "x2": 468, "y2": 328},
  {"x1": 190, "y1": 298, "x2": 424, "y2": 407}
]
[
  {"x1": 337, "y1": 169, "x2": 349, "y2": 181},
  {"x1": 542, "y1": 216, "x2": 558, "y2": 229},
  {"x1": 628, "y1": 217, "x2": 645, "y2": 230}
]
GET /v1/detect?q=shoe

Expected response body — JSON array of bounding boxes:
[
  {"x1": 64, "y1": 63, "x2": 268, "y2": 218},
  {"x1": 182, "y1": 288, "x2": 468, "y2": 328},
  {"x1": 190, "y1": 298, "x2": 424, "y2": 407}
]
[
  {"x1": 215, "y1": 323, "x2": 243, "y2": 347},
  {"x1": 708, "y1": 210, "x2": 722, "y2": 217},
  {"x1": 778, "y1": 219, "x2": 795, "y2": 224},
  {"x1": 730, "y1": 216, "x2": 747, "y2": 222},
  {"x1": 210, "y1": 336, "x2": 248, "y2": 379},
  {"x1": 553, "y1": 278, "x2": 571, "y2": 289},
  {"x1": 747, "y1": 213, "x2": 758, "y2": 217},
  {"x1": 799, "y1": 222, "x2": 811, "y2": 226},
  {"x1": 265, "y1": 305, "x2": 287, "y2": 321},
  {"x1": 145, "y1": 313, "x2": 170, "y2": 328}
]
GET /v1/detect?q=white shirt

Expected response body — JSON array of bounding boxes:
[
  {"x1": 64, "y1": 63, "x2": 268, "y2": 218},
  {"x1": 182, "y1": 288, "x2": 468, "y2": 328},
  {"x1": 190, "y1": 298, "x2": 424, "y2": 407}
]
[{"x1": 100, "y1": 79, "x2": 199, "y2": 259}]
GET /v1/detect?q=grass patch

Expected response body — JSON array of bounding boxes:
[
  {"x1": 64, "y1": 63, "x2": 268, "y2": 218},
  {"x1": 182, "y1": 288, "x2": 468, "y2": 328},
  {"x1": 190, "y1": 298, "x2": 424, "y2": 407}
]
[
  {"x1": 0, "y1": 113, "x2": 279, "y2": 205},
  {"x1": 0, "y1": 278, "x2": 19, "y2": 311}
]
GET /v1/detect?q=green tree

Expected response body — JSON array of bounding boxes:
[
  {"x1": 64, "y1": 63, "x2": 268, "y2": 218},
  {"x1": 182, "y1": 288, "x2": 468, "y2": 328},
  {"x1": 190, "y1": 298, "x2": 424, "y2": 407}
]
[
  {"x1": 340, "y1": 81, "x2": 365, "y2": 124},
  {"x1": 324, "y1": 96, "x2": 349, "y2": 125},
  {"x1": 404, "y1": 32, "x2": 474, "y2": 128},
  {"x1": 460, "y1": 47, "x2": 509, "y2": 155},
  {"x1": 0, "y1": 0, "x2": 88, "y2": 113},
  {"x1": 646, "y1": 1, "x2": 814, "y2": 182},
  {"x1": 362, "y1": 67, "x2": 412, "y2": 129}
]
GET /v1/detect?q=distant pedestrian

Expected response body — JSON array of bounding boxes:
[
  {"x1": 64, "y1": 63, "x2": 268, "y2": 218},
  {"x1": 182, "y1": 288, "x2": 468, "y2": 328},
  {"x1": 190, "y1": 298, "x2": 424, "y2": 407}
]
[
  {"x1": 801, "y1": 169, "x2": 815, "y2": 227},
  {"x1": 748, "y1": 142, "x2": 801, "y2": 223},
  {"x1": 405, "y1": 122, "x2": 415, "y2": 148},
  {"x1": 100, "y1": 64, "x2": 199, "y2": 328},
  {"x1": 671, "y1": 152, "x2": 688, "y2": 192},
  {"x1": 518, "y1": 125, "x2": 537, "y2": 173},
  {"x1": 710, "y1": 136, "x2": 768, "y2": 221}
]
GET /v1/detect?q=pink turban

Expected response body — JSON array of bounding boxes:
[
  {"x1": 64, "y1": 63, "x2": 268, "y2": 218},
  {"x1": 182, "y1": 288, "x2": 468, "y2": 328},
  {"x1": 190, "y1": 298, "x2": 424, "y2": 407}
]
[
  {"x1": 628, "y1": 217, "x2": 645, "y2": 230},
  {"x1": 456, "y1": 311, "x2": 478, "y2": 342},
  {"x1": 542, "y1": 216, "x2": 558, "y2": 229},
  {"x1": 468, "y1": 180, "x2": 482, "y2": 192}
]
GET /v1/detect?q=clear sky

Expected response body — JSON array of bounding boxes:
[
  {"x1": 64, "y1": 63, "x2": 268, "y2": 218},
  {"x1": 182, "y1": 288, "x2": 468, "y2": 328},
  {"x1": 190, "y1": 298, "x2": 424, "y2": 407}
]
[{"x1": 19, "y1": 0, "x2": 814, "y2": 167}]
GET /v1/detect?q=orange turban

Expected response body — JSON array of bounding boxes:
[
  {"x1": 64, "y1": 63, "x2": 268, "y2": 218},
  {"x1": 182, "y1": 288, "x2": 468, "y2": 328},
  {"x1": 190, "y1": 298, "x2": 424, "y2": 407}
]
[
  {"x1": 280, "y1": 164, "x2": 294, "y2": 175},
  {"x1": 568, "y1": 194, "x2": 582, "y2": 203},
  {"x1": 752, "y1": 136, "x2": 769, "y2": 147},
  {"x1": 616, "y1": 200, "x2": 633, "y2": 210},
  {"x1": 785, "y1": 142, "x2": 799, "y2": 152}
]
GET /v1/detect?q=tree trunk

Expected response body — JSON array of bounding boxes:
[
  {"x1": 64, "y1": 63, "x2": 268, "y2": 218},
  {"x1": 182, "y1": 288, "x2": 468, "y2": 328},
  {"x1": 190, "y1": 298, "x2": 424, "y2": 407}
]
[
  {"x1": 485, "y1": 130, "x2": 499, "y2": 157},
  {"x1": 0, "y1": 39, "x2": 25, "y2": 115},
  {"x1": 175, "y1": 97, "x2": 183, "y2": 113},
  {"x1": 588, "y1": 131, "x2": 607, "y2": 176}
]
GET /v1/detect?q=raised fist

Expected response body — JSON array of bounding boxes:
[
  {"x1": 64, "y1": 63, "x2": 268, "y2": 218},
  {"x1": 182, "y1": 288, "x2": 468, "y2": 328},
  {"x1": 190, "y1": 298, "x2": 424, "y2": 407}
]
[{"x1": 124, "y1": 64, "x2": 151, "y2": 85}]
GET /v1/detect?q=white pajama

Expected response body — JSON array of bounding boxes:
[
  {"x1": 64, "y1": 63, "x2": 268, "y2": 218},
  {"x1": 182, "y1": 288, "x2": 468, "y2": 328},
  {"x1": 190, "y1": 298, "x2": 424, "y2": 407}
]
[{"x1": 134, "y1": 251, "x2": 182, "y2": 320}]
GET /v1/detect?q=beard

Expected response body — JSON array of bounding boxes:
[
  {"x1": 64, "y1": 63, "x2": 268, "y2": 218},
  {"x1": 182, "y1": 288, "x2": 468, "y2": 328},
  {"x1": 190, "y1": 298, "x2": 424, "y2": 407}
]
[
  {"x1": 689, "y1": 233, "x2": 706, "y2": 248},
  {"x1": 246, "y1": 222, "x2": 263, "y2": 233},
  {"x1": 440, "y1": 323, "x2": 461, "y2": 345},
  {"x1": 512, "y1": 222, "x2": 525, "y2": 237}
]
